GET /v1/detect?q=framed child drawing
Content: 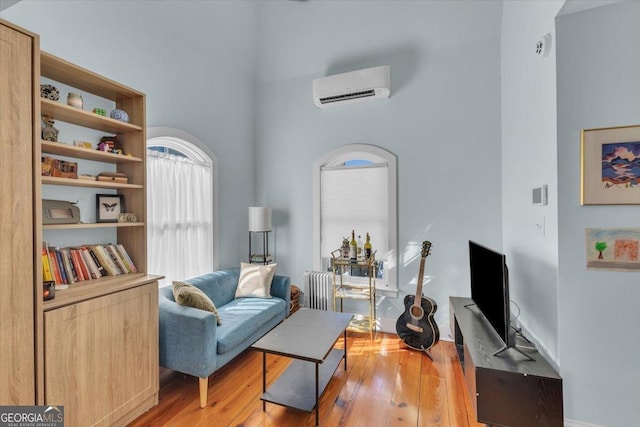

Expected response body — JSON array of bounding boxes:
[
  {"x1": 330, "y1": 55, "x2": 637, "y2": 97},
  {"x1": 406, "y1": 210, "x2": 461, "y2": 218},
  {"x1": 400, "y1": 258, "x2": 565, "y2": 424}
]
[{"x1": 581, "y1": 124, "x2": 640, "y2": 205}]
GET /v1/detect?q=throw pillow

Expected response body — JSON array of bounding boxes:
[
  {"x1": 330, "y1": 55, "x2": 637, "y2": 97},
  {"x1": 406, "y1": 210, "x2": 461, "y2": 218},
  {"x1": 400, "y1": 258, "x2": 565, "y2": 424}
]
[
  {"x1": 173, "y1": 281, "x2": 222, "y2": 325},
  {"x1": 235, "y1": 262, "x2": 277, "y2": 298}
]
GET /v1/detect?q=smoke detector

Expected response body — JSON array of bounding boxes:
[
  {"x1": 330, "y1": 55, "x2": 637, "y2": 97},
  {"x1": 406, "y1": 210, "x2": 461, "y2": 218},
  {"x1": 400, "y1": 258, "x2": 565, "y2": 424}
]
[{"x1": 535, "y1": 33, "x2": 552, "y2": 59}]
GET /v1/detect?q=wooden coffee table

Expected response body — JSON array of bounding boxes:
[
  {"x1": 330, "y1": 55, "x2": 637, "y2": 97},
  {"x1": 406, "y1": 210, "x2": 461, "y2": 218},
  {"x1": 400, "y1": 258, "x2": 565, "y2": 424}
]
[{"x1": 251, "y1": 308, "x2": 353, "y2": 426}]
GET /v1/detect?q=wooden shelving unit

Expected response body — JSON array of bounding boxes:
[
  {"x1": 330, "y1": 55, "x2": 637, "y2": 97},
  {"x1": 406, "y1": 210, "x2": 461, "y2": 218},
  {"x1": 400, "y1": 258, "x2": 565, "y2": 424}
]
[
  {"x1": 0, "y1": 18, "x2": 39, "y2": 407},
  {"x1": 36, "y1": 50, "x2": 160, "y2": 425},
  {"x1": 41, "y1": 140, "x2": 143, "y2": 163},
  {"x1": 43, "y1": 222, "x2": 144, "y2": 230},
  {"x1": 41, "y1": 175, "x2": 144, "y2": 188},
  {"x1": 41, "y1": 97, "x2": 143, "y2": 133},
  {"x1": 39, "y1": 51, "x2": 148, "y2": 278},
  {"x1": 42, "y1": 273, "x2": 155, "y2": 310}
]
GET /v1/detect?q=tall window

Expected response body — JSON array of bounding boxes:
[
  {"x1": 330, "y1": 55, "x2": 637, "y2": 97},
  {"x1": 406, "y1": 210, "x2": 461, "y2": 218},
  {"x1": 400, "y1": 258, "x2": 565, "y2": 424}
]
[
  {"x1": 147, "y1": 128, "x2": 217, "y2": 286},
  {"x1": 313, "y1": 144, "x2": 397, "y2": 290}
]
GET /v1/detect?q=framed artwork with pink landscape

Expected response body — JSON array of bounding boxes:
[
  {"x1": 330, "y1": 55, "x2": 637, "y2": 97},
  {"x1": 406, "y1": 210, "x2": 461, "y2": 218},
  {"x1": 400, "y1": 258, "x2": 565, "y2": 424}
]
[
  {"x1": 586, "y1": 228, "x2": 640, "y2": 271},
  {"x1": 581, "y1": 125, "x2": 640, "y2": 205}
]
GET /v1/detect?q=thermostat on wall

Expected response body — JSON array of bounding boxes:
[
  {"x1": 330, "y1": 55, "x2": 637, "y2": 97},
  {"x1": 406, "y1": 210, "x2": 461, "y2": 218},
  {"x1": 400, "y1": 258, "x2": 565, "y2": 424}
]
[{"x1": 532, "y1": 185, "x2": 548, "y2": 206}]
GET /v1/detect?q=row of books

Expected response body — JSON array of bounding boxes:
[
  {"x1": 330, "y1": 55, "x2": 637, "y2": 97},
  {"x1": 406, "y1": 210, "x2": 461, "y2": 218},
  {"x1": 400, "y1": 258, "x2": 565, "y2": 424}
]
[{"x1": 42, "y1": 243, "x2": 138, "y2": 285}]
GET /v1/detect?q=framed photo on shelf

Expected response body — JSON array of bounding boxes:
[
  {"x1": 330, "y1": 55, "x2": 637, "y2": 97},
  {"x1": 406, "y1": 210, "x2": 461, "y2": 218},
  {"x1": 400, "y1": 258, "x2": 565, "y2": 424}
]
[
  {"x1": 581, "y1": 124, "x2": 640, "y2": 205},
  {"x1": 96, "y1": 194, "x2": 124, "y2": 222}
]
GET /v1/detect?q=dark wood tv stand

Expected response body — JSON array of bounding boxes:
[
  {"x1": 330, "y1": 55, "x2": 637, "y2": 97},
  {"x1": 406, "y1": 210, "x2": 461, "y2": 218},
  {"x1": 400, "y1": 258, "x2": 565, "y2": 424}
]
[{"x1": 450, "y1": 297, "x2": 563, "y2": 426}]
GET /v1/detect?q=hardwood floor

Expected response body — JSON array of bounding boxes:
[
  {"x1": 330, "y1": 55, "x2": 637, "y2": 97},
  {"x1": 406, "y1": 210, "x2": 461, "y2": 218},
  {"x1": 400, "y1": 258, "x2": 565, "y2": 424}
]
[{"x1": 129, "y1": 332, "x2": 483, "y2": 427}]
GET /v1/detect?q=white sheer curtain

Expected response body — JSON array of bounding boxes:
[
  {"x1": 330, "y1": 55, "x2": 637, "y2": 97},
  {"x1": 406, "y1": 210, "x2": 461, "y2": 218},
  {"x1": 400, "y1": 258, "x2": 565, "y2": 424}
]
[{"x1": 147, "y1": 150, "x2": 213, "y2": 286}]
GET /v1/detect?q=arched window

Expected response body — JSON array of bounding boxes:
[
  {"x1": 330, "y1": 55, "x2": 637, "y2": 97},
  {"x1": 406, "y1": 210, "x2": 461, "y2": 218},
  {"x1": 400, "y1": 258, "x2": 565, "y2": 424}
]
[
  {"x1": 313, "y1": 144, "x2": 397, "y2": 291},
  {"x1": 147, "y1": 128, "x2": 218, "y2": 286}
]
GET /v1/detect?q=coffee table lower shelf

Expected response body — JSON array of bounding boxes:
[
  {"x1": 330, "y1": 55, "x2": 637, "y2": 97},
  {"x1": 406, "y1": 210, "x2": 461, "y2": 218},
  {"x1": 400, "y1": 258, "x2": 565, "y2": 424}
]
[{"x1": 261, "y1": 348, "x2": 344, "y2": 412}]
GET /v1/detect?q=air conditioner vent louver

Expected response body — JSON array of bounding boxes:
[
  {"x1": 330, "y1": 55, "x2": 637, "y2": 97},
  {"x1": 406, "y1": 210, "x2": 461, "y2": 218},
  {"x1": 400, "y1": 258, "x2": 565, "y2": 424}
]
[
  {"x1": 313, "y1": 66, "x2": 390, "y2": 109},
  {"x1": 320, "y1": 90, "x2": 376, "y2": 104}
]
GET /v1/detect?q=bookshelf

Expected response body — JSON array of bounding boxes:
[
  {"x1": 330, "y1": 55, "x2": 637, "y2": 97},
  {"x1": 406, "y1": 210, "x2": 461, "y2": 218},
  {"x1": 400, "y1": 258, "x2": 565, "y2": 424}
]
[
  {"x1": 39, "y1": 51, "x2": 149, "y2": 287},
  {"x1": 0, "y1": 18, "x2": 38, "y2": 407},
  {"x1": 35, "y1": 50, "x2": 161, "y2": 424},
  {"x1": 42, "y1": 175, "x2": 144, "y2": 189},
  {"x1": 41, "y1": 139, "x2": 143, "y2": 163}
]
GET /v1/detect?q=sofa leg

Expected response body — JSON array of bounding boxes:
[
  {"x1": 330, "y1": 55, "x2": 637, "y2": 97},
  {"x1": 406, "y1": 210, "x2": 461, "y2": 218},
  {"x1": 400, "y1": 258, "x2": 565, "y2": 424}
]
[{"x1": 199, "y1": 377, "x2": 208, "y2": 408}]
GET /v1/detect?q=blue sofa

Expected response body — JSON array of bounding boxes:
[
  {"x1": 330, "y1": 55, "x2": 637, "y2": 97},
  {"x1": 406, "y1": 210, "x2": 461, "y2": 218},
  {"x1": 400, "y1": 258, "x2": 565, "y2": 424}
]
[{"x1": 158, "y1": 268, "x2": 291, "y2": 407}]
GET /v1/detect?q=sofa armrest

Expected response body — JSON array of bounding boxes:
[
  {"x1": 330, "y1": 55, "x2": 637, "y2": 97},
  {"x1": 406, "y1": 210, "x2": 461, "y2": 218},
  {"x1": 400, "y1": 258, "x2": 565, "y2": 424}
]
[
  {"x1": 271, "y1": 274, "x2": 291, "y2": 317},
  {"x1": 158, "y1": 296, "x2": 218, "y2": 378}
]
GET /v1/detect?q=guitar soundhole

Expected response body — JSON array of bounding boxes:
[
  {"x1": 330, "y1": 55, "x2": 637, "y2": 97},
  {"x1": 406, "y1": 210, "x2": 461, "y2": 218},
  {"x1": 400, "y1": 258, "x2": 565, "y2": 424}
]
[{"x1": 410, "y1": 305, "x2": 424, "y2": 320}]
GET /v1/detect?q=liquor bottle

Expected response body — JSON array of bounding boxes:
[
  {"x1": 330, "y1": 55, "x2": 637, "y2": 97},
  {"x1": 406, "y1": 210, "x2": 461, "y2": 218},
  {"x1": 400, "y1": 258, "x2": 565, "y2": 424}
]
[
  {"x1": 357, "y1": 235, "x2": 363, "y2": 258},
  {"x1": 350, "y1": 230, "x2": 357, "y2": 263},
  {"x1": 364, "y1": 233, "x2": 372, "y2": 260}
]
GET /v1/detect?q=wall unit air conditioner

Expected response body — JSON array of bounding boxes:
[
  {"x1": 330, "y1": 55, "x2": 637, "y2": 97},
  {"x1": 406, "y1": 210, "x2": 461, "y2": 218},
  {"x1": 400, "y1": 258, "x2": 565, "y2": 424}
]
[{"x1": 312, "y1": 65, "x2": 390, "y2": 109}]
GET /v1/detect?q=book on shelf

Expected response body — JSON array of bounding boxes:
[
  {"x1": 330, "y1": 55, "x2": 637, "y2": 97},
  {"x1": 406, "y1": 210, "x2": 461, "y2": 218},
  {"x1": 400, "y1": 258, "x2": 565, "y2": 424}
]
[
  {"x1": 42, "y1": 243, "x2": 138, "y2": 284},
  {"x1": 106, "y1": 244, "x2": 129, "y2": 274},
  {"x1": 87, "y1": 247, "x2": 107, "y2": 277},
  {"x1": 42, "y1": 245, "x2": 53, "y2": 282},
  {"x1": 116, "y1": 244, "x2": 138, "y2": 273},
  {"x1": 70, "y1": 249, "x2": 89, "y2": 281},
  {"x1": 87, "y1": 244, "x2": 121, "y2": 276},
  {"x1": 51, "y1": 247, "x2": 68, "y2": 285},
  {"x1": 77, "y1": 247, "x2": 100, "y2": 279},
  {"x1": 46, "y1": 246, "x2": 62, "y2": 285},
  {"x1": 59, "y1": 248, "x2": 77, "y2": 284}
]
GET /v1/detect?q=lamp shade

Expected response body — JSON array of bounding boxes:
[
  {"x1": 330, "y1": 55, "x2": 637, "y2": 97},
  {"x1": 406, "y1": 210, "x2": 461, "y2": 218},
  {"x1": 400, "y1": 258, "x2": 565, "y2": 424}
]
[{"x1": 248, "y1": 207, "x2": 272, "y2": 232}]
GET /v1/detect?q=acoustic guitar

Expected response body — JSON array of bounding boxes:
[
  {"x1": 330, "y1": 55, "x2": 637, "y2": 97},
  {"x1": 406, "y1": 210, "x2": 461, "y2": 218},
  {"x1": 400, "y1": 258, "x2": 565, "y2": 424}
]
[{"x1": 396, "y1": 241, "x2": 439, "y2": 355}]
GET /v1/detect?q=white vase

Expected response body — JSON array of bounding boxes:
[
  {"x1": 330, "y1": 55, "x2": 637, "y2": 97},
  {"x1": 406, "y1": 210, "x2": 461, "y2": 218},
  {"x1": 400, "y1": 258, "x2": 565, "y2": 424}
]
[{"x1": 67, "y1": 92, "x2": 83, "y2": 109}]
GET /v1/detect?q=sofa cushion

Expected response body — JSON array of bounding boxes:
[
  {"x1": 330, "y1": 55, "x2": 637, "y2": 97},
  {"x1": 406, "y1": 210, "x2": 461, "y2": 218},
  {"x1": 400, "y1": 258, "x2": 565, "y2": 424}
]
[
  {"x1": 215, "y1": 297, "x2": 285, "y2": 354},
  {"x1": 235, "y1": 262, "x2": 277, "y2": 298},
  {"x1": 173, "y1": 281, "x2": 222, "y2": 325}
]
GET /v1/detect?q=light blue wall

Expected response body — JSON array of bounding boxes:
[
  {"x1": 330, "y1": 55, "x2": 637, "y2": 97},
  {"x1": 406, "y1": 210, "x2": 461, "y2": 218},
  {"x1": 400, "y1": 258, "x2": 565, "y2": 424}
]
[
  {"x1": 1, "y1": 0, "x2": 258, "y2": 269},
  {"x1": 7, "y1": 0, "x2": 634, "y2": 425},
  {"x1": 2, "y1": 0, "x2": 503, "y2": 328},
  {"x1": 501, "y1": 0, "x2": 564, "y2": 364},
  {"x1": 253, "y1": 1, "x2": 503, "y2": 325},
  {"x1": 557, "y1": 2, "x2": 640, "y2": 425}
]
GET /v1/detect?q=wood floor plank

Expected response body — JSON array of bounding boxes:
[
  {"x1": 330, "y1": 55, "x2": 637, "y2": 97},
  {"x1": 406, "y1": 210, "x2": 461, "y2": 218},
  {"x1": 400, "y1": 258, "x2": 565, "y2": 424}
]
[
  {"x1": 386, "y1": 341, "x2": 423, "y2": 426},
  {"x1": 325, "y1": 332, "x2": 386, "y2": 426},
  {"x1": 442, "y1": 340, "x2": 483, "y2": 427},
  {"x1": 358, "y1": 334, "x2": 404, "y2": 427},
  {"x1": 321, "y1": 330, "x2": 375, "y2": 426},
  {"x1": 418, "y1": 343, "x2": 451, "y2": 426},
  {"x1": 128, "y1": 333, "x2": 480, "y2": 427}
]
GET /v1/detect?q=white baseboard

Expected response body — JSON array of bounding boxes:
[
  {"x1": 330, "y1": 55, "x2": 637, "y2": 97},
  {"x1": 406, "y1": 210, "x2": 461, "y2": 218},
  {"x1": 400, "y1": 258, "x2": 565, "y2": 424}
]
[{"x1": 564, "y1": 419, "x2": 605, "y2": 427}]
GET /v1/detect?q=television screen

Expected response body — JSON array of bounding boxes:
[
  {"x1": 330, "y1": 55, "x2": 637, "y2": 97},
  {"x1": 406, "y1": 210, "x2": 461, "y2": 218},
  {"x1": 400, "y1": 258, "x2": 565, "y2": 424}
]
[{"x1": 468, "y1": 240, "x2": 513, "y2": 349}]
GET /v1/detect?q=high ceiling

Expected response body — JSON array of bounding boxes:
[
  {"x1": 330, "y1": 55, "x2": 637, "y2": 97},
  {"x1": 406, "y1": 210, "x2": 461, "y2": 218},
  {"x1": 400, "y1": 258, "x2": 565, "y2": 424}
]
[
  {"x1": 557, "y1": 0, "x2": 624, "y2": 16},
  {"x1": 0, "y1": 1, "x2": 21, "y2": 12}
]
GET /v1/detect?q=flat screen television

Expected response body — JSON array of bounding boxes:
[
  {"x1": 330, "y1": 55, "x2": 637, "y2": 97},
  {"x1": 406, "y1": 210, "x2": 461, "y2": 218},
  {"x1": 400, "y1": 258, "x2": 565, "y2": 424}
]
[{"x1": 468, "y1": 240, "x2": 515, "y2": 355}]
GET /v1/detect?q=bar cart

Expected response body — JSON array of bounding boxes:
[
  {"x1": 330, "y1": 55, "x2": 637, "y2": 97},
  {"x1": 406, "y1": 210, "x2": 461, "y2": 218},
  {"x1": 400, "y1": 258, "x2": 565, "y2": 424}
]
[{"x1": 331, "y1": 249, "x2": 377, "y2": 339}]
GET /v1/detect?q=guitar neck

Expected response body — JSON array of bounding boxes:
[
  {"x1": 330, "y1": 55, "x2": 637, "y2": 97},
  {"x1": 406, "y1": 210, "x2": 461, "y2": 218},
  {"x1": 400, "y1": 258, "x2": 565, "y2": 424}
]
[{"x1": 413, "y1": 257, "x2": 426, "y2": 307}]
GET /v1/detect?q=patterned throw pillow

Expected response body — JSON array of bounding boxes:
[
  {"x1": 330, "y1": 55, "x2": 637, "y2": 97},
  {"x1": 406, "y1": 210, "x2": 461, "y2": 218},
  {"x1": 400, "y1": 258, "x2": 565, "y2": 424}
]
[
  {"x1": 235, "y1": 262, "x2": 277, "y2": 298},
  {"x1": 173, "y1": 281, "x2": 222, "y2": 325}
]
